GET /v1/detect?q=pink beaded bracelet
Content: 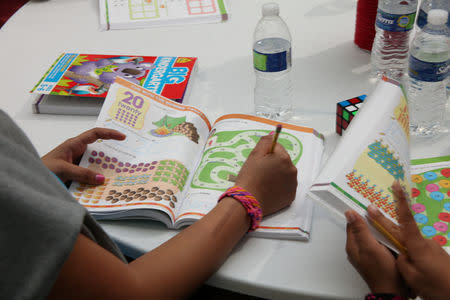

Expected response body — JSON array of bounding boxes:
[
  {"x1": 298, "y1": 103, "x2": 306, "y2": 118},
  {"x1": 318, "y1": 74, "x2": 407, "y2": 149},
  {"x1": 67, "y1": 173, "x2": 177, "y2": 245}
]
[{"x1": 218, "y1": 186, "x2": 262, "y2": 232}]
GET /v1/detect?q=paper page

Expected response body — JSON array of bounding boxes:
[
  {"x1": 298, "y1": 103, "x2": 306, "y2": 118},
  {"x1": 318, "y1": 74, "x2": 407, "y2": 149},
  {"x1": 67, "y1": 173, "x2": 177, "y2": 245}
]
[
  {"x1": 69, "y1": 77, "x2": 211, "y2": 224},
  {"x1": 410, "y1": 155, "x2": 450, "y2": 253},
  {"x1": 102, "y1": 0, "x2": 228, "y2": 30},
  {"x1": 176, "y1": 114, "x2": 324, "y2": 239},
  {"x1": 311, "y1": 79, "x2": 411, "y2": 225}
]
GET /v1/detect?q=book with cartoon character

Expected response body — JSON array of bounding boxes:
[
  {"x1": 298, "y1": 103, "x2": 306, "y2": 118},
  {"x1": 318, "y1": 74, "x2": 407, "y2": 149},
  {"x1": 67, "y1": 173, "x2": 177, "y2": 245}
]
[
  {"x1": 31, "y1": 53, "x2": 197, "y2": 115},
  {"x1": 68, "y1": 76, "x2": 325, "y2": 241}
]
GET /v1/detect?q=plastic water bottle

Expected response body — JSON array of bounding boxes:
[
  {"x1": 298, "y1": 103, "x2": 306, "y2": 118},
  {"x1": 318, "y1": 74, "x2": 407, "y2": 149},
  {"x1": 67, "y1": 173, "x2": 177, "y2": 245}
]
[
  {"x1": 371, "y1": 0, "x2": 418, "y2": 81},
  {"x1": 253, "y1": 2, "x2": 293, "y2": 121},
  {"x1": 407, "y1": 9, "x2": 449, "y2": 136},
  {"x1": 416, "y1": 0, "x2": 450, "y2": 30},
  {"x1": 416, "y1": 0, "x2": 450, "y2": 103}
]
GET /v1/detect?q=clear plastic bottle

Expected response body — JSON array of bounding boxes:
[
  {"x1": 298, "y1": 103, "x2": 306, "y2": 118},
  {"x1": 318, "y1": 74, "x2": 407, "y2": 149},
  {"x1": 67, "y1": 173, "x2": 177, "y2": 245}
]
[
  {"x1": 407, "y1": 9, "x2": 449, "y2": 136},
  {"x1": 371, "y1": 0, "x2": 418, "y2": 81},
  {"x1": 253, "y1": 2, "x2": 293, "y2": 121},
  {"x1": 416, "y1": 0, "x2": 450, "y2": 100},
  {"x1": 416, "y1": 0, "x2": 450, "y2": 30}
]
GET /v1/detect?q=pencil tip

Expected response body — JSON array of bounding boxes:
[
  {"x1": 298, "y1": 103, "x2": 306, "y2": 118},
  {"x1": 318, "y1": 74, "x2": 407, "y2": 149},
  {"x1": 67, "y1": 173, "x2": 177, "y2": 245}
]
[{"x1": 276, "y1": 124, "x2": 282, "y2": 132}]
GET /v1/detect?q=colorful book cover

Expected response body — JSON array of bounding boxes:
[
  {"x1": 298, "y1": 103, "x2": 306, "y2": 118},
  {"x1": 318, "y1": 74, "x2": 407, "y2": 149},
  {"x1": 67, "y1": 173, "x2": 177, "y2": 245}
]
[{"x1": 31, "y1": 53, "x2": 197, "y2": 103}]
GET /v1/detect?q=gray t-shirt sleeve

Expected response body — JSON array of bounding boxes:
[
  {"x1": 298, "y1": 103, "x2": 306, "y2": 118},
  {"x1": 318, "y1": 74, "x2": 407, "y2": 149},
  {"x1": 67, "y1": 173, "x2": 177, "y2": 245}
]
[{"x1": 0, "y1": 111, "x2": 125, "y2": 300}]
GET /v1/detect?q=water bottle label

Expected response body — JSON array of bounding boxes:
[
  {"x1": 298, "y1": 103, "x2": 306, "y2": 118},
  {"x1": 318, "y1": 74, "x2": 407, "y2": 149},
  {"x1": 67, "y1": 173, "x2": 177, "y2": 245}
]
[
  {"x1": 409, "y1": 55, "x2": 449, "y2": 82},
  {"x1": 253, "y1": 48, "x2": 291, "y2": 72},
  {"x1": 375, "y1": 10, "x2": 416, "y2": 32}
]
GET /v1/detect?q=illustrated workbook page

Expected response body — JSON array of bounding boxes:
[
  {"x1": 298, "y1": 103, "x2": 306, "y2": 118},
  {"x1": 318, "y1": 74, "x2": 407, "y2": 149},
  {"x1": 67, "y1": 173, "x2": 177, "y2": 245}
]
[
  {"x1": 410, "y1": 155, "x2": 450, "y2": 253},
  {"x1": 176, "y1": 114, "x2": 324, "y2": 239},
  {"x1": 100, "y1": 0, "x2": 228, "y2": 30},
  {"x1": 311, "y1": 79, "x2": 411, "y2": 225},
  {"x1": 69, "y1": 77, "x2": 211, "y2": 226}
]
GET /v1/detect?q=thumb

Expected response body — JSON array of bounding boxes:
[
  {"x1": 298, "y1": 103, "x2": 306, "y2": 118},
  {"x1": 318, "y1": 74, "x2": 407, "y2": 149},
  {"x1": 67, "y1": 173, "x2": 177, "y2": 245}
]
[
  {"x1": 345, "y1": 210, "x2": 379, "y2": 258},
  {"x1": 346, "y1": 210, "x2": 373, "y2": 241},
  {"x1": 59, "y1": 162, "x2": 105, "y2": 185}
]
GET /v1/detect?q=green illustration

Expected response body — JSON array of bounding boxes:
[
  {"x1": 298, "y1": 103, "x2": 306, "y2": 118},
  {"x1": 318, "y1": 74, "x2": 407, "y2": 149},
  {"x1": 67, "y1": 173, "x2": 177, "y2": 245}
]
[
  {"x1": 129, "y1": 0, "x2": 160, "y2": 20},
  {"x1": 151, "y1": 115, "x2": 199, "y2": 143},
  {"x1": 410, "y1": 167, "x2": 450, "y2": 248},
  {"x1": 153, "y1": 115, "x2": 186, "y2": 130},
  {"x1": 191, "y1": 130, "x2": 303, "y2": 191}
]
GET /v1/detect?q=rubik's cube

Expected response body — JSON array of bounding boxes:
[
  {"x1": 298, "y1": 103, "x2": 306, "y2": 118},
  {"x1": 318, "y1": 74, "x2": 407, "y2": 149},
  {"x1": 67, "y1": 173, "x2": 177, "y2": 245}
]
[{"x1": 336, "y1": 95, "x2": 366, "y2": 135}]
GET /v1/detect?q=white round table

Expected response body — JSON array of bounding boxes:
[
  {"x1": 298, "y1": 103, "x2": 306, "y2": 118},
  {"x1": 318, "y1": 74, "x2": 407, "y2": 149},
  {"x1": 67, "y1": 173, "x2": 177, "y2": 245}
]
[{"x1": 3, "y1": 0, "x2": 447, "y2": 298}]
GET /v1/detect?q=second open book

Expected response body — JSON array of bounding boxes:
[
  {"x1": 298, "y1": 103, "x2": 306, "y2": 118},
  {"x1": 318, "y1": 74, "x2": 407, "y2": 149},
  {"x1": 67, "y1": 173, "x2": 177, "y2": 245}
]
[
  {"x1": 69, "y1": 77, "x2": 324, "y2": 240},
  {"x1": 309, "y1": 77, "x2": 450, "y2": 253}
]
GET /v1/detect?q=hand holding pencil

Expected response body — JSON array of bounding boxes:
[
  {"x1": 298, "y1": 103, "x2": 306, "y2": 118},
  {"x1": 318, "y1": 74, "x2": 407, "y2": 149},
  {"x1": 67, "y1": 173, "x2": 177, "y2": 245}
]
[{"x1": 234, "y1": 130, "x2": 297, "y2": 217}]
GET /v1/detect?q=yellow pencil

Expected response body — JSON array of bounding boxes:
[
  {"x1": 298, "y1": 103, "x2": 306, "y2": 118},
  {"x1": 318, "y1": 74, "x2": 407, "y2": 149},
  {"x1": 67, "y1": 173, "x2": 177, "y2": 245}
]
[
  {"x1": 270, "y1": 124, "x2": 282, "y2": 153},
  {"x1": 370, "y1": 217, "x2": 408, "y2": 255}
]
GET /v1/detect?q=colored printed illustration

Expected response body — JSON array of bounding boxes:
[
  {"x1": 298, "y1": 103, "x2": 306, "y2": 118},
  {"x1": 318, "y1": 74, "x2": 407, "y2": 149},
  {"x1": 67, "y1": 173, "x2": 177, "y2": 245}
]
[
  {"x1": 345, "y1": 140, "x2": 408, "y2": 220},
  {"x1": 346, "y1": 170, "x2": 397, "y2": 219},
  {"x1": 64, "y1": 56, "x2": 153, "y2": 94},
  {"x1": 367, "y1": 140, "x2": 404, "y2": 180},
  {"x1": 126, "y1": 0, "x2": 218, "y2": 20},
  {"x1": 186, "y1": 0, "x2": 218, "y2": 15},
  {"x1": 108, "y1": 87, "x2": 150, "y2": 129},
  {"x1": 129, "y1": 0, "x2": 160, "y2": 20},
  {"x1": 151, "y1": 115, "x2": 200, "y2": 143},
  {"x1": 72, "y1": 151, "x2": 189, "y2": 209},
  {"x1": 393, "y1": 94, "x2": 409, "y2": 138},
  {"x1": 32, "y1": 53, "x2": 197, "y2": 103},
  {"x1": 191, "y1": 130, "x2": 302, "y2": 191},
  {"x1": 411, "y1": 167, "x2": 450, "y2": 248}
]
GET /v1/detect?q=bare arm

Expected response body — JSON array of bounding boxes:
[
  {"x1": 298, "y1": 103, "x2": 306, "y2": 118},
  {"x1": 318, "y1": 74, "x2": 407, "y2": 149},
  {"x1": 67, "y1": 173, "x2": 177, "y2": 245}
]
[
  {"x1": 48, "y1": 197, "x2": 249, "y2": 300},
  {"x1": 47, "y1": 135, "x2": 297, "y2": 299}
]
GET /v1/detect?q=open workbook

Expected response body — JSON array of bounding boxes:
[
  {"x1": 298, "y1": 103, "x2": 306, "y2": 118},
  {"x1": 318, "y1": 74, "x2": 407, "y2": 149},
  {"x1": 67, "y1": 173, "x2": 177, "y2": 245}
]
[
  {"x1": 69, "y1": 77, "x2": 324, "y2": 240},
  {"x1": 309, "y1": 78, "x2": 450, "y2": 253}
]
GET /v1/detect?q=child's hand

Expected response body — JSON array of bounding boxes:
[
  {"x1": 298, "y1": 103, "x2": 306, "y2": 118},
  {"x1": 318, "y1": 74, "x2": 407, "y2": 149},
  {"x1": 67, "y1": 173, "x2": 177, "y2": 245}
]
[
  {"x1": 235, "y1": 135, "x2": 297, "y2": 216},
  {"x1": 42, "y1": 128, "x2": 126, "y2": 184},
  {"x1": 392, "y1": 182, "x2": 450, "y2": 300},
  {"x1": 345, "y1": 207, "x2": 409, "y2": 297}
]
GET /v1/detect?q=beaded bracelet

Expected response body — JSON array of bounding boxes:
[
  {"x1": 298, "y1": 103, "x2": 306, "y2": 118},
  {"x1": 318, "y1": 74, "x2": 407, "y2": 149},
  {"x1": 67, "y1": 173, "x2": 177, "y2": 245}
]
[
  {"x1": 365, "y1": 293, "x2": 406, "y2": 300},
  {"x1": 218, "y1": 186, "x2": 262, "y2": 232}
]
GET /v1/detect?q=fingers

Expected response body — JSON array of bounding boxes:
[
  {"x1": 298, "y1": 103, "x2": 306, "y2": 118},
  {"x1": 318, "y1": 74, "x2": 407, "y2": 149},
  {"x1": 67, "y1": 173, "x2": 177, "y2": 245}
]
[
  {"x1": 252, "y1": 135, "x2": 292, "y2": 161},
  {"x1": 73, "y1": 128, "x2": 126, "y2": 146},
  {"x1": 367, "y1": 204, "x2": 401, "y2": 241},
  {"x1": 59, "y1": 162, "x2": 105, "y2": 185},
  {"x1": 251, "y1": 135, "x2": 273, "y2": 155},
  {"x1": 345, "y1": 210, "x2": 379, "y2": 259},
  {"x1": 391, "y1": 181, "x2": 424, "y2": 252}
]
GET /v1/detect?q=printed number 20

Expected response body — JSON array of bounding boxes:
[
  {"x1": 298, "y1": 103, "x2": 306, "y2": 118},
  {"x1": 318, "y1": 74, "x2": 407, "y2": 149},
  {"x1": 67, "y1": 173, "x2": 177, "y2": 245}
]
[{"x1": 122, "y1": 91, "x2": 144, "y2": 109}]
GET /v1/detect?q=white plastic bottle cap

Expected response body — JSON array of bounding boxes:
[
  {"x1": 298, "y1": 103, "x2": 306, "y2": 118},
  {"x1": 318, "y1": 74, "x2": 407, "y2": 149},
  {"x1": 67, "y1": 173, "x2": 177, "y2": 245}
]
[
  {"x1": 262, "y1": 2, "x2": 279, "y2": 17},
  {"x1": 427, "y1": 9, "x2": 448, "y2": 25}
]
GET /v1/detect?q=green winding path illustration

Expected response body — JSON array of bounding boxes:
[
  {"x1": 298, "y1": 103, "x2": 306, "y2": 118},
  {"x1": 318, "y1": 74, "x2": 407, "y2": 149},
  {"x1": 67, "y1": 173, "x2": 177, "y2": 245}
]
[{"x1": 191, "y1": 130, "x2": 302, "y2": 191}]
